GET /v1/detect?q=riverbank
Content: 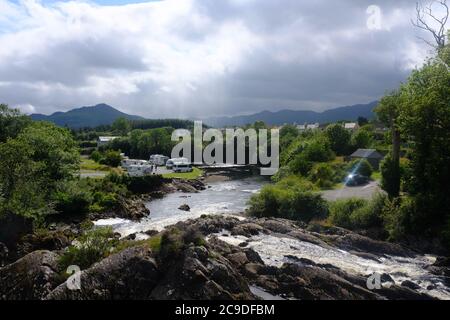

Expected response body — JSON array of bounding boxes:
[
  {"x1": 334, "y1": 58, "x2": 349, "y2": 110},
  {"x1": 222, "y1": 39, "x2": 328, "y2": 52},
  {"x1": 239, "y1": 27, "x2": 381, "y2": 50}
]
[
  {"x1": 1, "y1": 175, "x2": 449, "y2": 300},
  {"x1": 2, "y1": 214, "x2": 450, "y2": 300}
]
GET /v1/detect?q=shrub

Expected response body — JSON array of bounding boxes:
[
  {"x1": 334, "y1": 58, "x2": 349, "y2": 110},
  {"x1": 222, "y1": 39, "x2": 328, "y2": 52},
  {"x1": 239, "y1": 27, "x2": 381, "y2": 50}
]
[
  {"x1": 380, "y1": 152, "x2": 401, "y2": 198},
  {"x1": 329, "y1": 194, "x2": 387, "y2": 230},
  {"x1": 329, "y1": 198, "x2": 368, "y2": 229},
  {"x1": 53, "y1": 181, "x2": 92, "y2": 216},
  {"x1": 309, "y1": 163, "x2": 335, "y2": 189},
  {"x1": 123, "y1": 175, "x2": 165, "y2": 194},
  {"x1": 90, "y1": 150, "x2": 102, "y2": 163},
  {"x1": 158, "y1": 226, "x2": 205, "y2": 263},
  {"x1": 58, "y1": 227, "x2": 115, "y2": 270},
  {"x1": 248, "y1": 177, "x2": 328, "y2": 223},
  {"x1": 347, "y1": 159, "x2": 373, "y2": 177},
  {"x1": 100, "y1": 150, "x2": 122, "y2": 167}
]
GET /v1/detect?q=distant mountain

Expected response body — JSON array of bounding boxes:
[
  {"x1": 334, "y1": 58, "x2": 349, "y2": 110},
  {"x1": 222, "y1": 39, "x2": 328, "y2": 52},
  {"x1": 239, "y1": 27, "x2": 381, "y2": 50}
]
[
  {"x1": 31, "y1": 104, "x2": 144, "y2": 128},
  {"x1": 204, "y1": 101, "x2": 379, "y2": 127}
]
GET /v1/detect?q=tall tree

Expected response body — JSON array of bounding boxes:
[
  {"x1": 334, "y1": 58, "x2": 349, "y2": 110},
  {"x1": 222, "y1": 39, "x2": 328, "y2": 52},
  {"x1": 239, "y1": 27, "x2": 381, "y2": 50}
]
[
  {"x1": 375, "y1": 91, "x2": 402, "y2": 197},
  {"x1": 0, "y1": 104, "x2": 31, "y2": 143}
]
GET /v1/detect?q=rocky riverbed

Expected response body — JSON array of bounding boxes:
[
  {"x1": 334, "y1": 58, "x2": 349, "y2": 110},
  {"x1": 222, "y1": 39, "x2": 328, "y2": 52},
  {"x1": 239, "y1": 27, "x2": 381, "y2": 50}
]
[
  {"x1": 1, "y1": 176, "x2": 449, "y2": 300},
  {"x1": 1, "y1": 214, "x2": 450, "y2": 300}
]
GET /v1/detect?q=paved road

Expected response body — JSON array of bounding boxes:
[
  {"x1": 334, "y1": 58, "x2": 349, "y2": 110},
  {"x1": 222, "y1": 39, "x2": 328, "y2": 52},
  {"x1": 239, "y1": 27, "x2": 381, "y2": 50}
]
[{"x1": 321, "y1": 181, "x2": 382, "y2": 201}]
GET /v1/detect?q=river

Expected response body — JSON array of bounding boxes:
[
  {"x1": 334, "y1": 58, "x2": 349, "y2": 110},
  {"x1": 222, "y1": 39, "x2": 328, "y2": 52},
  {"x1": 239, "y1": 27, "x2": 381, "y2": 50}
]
[{"x1": 95, "y1": 176, "x2": 450, "y2": 300}]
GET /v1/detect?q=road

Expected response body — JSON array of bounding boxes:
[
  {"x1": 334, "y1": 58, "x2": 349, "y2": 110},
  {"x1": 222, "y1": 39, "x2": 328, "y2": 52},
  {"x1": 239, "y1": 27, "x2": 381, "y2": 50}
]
[{"x1": 321, "y1": 181, "x2": 382, "y2": 201}]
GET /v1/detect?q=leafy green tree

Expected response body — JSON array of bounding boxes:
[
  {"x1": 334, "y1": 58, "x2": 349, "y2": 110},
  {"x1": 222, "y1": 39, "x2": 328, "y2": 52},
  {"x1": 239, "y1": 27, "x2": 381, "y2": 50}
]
[
  {"x1": 100, "y1": 150, "x2": 122, "y2": 167},
  {"x1": 0, "y1": 122, "x2": 79, "y2": 222},
  {"x1": 357, "y1": 117, "x2": 369, "y2": 127},
  {"x1": 380, "y1": 152, "x2": 401, "y2": 198},
  {"x1": 112, "y1": 117, "x2": 131, "y2": 136},
  {"x1": 351, "y1": 129, "x2": 373, "y2": 150},
  {"x1": 348, "y1": 159, "x2": 373, "y2": 177},
  {"x1": 0, "y1": 104, "x2": 31, "y2": 143},
  {"x1": 396, "y1": 58, "x2": 450, "y2": 232},
  {"x1": 375, "y1": 91, "x2": 402, "y2": 198},
  {"x1": 325, "y1": 124, "x2": 351, "y2": 155}
]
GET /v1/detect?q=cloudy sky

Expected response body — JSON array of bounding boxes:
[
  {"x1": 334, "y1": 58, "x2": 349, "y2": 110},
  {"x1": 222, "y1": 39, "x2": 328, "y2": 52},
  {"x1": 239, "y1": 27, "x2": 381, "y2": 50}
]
[{"x1": 0, "y1": 0, "x2": 447, "y2": 118}]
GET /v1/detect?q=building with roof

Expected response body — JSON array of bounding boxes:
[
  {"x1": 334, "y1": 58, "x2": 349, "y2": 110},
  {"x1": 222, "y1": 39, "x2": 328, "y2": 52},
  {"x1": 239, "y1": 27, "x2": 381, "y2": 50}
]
[{"x1": 350, "y1": 149, "x2": 384, "y2": 169}]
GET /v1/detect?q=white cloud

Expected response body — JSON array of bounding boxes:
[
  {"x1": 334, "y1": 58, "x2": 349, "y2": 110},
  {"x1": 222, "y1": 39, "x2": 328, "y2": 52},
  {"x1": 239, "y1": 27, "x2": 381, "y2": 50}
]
[{"x1": 0, "y1": 0, "x2": 441, "y2": 117}]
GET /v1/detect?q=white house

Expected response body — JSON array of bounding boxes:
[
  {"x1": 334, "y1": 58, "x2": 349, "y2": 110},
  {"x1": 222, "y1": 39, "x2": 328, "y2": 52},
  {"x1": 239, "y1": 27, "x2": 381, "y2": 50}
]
[
  {"x1": 307, "y1": 123, "x2": 320, "y2": 130},
  {"x1": 97, "y1": 136, "x2": 119, "y2": 147},
  {"x1": 344, "y1": 123, "x2": 359, "y2": 130}
]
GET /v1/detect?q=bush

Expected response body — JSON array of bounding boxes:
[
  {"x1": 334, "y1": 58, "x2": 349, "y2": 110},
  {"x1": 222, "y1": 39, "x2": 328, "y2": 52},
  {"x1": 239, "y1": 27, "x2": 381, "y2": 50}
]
[
  {"x1": 309, "y1": 163, "x2": 335, "y2": 189},
  {"x1": 58, "y1": 227, "x2": 115, "y2": 270},
  {"x1": 380, "y1": 152, "x2": 400, "y2": 198},
  {"x1": 329, "y1": 198, "x2": 368, "y2": 229},
  {"x1": 347, "y1": 159, "x2": 373, "y2": 177},
  {"x1": 248, "y1": 177, "x2": 328, "y2": 223},
  {"x1": 53, "y1": 181, "x2": 92, "y2": 216},
  {"x1": 329, "y1": 194, "x2": 387, "y2": 230},
  {"x1": 123, "y1": 175, "x2": 165, "y2": 194},
  {"x1": 90, "y1": 150, "x2": 102, "y2": 163},
  {"x1": 158, "y1": 226, "x2": 205, "y2": 263},
  {"x1": 100, "y1": 150, "x2": 122, "y2": 167}
]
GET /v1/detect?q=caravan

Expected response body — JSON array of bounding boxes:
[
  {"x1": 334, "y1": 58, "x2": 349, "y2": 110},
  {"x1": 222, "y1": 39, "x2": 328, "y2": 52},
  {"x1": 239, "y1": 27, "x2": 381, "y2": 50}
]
[
  {"x1": 149, "y1": 154, "x2": 169, "y2": 166},
  {"x1": 166, "y1": 158, "x2": 192, "y2": 172}
]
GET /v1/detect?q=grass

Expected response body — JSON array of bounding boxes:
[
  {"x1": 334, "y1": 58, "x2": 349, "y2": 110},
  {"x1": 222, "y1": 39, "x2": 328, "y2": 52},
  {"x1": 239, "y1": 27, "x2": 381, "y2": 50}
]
[
  {"x1": 79, "y1": 157, "x2": 124, "y2": 177},
  {"x1": 80, "y1": 158, "x2": 111, "y2": 172},
  {"x1": 162, "y1": 167, "x2": 203, "y2": 180},
  {"x1": 372, "y1": 171, "x2": 381, "y2": 181}
]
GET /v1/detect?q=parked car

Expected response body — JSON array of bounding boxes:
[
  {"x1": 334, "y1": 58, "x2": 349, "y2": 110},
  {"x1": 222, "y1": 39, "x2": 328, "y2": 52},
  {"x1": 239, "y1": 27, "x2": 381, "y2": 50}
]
[
  {"x1": 166, "y1": 157, "x2": 189, "y2": 170},
  {"x1": 345, "y1": 174, "x2": 369, "y2": 186}
]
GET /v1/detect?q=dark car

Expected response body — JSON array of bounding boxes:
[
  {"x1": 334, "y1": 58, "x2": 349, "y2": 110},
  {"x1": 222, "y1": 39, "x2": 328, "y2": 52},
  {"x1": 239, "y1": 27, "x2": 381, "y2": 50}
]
[{"x1": 345, "y1": 174, "x2": 369, "y2": 186}]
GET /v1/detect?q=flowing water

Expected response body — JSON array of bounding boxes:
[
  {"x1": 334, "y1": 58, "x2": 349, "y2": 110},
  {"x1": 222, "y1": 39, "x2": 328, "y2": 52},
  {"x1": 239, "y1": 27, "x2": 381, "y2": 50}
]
[
  {"x1": 94, "y1": 176, "x2": 450, "y2": 300},
  {"x1": 95, "y1": 177, "x2": 265, "y2": 239}
]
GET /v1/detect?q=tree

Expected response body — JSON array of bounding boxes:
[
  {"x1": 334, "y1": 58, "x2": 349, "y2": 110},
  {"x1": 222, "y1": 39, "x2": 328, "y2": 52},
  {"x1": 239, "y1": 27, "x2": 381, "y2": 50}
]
[
  {"x1": 375, "y1": 91, "x2": 402, "y2": 198},
  {"x1": 397, "y1": 57, "x2": 450, "y2": 230},
  {"x1": 357, "y1": 117, "x2": 369, "y2": 127},
  {"x1": 412, "y1": 0, "x2": 448, "y2": 49},
  {"x1": 100, "y1": 150, "x2": 122, "y2": 167},
  {"x1": 0, "y1": 104, "x2": 31, "y2": 143},
  {"x1": 351, "y1": 129, "x2": 373, "y2": 150},
  {"x1": 0, "y1": 122, "x2": 80, "y2": 222},
  {"x1": 380, "y1": 152, "x2": 401, "y2": 198},
  {"x1": 325, "y1": 124, "x2": 351, "y2": 155},
  {"x1": 112, "y1": 117, "x2": 131, "y2": 136}
]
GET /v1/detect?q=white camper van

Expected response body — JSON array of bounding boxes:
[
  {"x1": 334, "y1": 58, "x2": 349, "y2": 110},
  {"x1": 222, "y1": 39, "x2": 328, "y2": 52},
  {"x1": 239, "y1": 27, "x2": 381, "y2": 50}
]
[
  {"x1": 173, "y1": 162, "x2": 193, "y2": 173},
  {"x1": 149, "y1": 154, "x2": 169, "y2": 166}
]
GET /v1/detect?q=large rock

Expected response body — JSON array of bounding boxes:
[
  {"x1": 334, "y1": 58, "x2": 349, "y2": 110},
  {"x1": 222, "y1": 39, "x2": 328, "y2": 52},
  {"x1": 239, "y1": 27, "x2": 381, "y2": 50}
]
[
  {"x1": 150, "y1": 246, "x2": 254, "y2": 300},
  {"x1": 47, "y1": 246, "x2": 158, "y2": 300},
  {"x1": 0, "y1": 250, "x2": 61, "y2": 300}
]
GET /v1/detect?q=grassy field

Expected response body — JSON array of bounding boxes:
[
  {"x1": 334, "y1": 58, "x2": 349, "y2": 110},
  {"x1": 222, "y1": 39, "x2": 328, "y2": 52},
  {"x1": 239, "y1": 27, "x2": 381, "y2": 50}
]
[
  {"x1": 162, "y1": 167, "x2": 204, "y2": 180},
  {"x1": 80, "y1": 158, "x2": 111, "y2": 172},
  {"x1": 79, "y1": 157, "x2": 124, "y2": 177}
]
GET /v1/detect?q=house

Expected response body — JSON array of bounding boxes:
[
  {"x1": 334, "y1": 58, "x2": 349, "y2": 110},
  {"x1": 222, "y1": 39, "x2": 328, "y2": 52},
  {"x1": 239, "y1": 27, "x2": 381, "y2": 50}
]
[
  {"x1": 344, "y1": 122, "x2": 359, "y2": 130},
  {"x1": 296, "y1": 124, "x2": 307, "y2": 131},
  {"x1": 97, "y1": 136, "x2": 119, "y2": 147},
  {"x1": 307, "y1": 123, "x2": 320, "y2": 130},
  {"x1": 350, "y1": 149, "x2": 384, "y2": 169}
]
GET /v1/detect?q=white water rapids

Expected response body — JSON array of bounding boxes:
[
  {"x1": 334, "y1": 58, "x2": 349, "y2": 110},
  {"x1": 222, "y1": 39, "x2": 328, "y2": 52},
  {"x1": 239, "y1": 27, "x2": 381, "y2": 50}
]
[{"x1": 94, "y1": 177, "x2": 450, "y2": 300}]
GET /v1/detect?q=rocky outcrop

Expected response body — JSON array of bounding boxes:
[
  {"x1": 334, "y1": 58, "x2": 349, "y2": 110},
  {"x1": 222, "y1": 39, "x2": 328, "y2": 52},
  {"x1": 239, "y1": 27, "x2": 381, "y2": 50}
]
[
  {"x1": 150, "y1": 245, "x2": 254, "y2": 300},
  {"x1": 47, "y1": 241, "x2": 254, "y2": 300},
  {"x1": 47, "y1": 246, "x2": 159, "y2": 300},
  {"x1": 0, "y1": 250, "x2": 62, "y2": 300}
]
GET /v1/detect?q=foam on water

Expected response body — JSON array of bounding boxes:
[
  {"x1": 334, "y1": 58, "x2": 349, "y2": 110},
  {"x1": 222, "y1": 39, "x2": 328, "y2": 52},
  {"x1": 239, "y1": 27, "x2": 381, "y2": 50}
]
[{"x1": 215, "y1": 231, "x2": 450, "y2": 300}]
